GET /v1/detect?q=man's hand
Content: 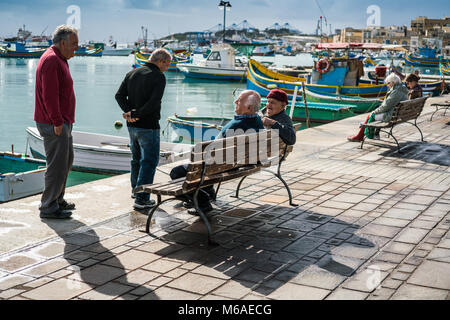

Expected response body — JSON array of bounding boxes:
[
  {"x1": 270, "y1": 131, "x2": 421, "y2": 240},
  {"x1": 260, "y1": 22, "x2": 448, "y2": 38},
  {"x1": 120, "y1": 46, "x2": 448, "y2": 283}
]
[
  {"x1": 54, "y1": 125, "x2": 63, "y2": 136},
  {"x1": 262, "y1": 117, "x2": 276, "y2": 127},
  {"x1": 123, "y1": 111, "x2": 139, "y2": 123}
]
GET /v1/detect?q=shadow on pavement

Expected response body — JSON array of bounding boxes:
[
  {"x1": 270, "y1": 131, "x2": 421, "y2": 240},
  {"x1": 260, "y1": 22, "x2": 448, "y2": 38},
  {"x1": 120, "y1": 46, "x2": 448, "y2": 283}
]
[
  {"x1": 144, "y1": 198, "x2": 376, "y2": 297},
  {"x1": 42, "y1": 218, "x2": 158, "y2": 300}
]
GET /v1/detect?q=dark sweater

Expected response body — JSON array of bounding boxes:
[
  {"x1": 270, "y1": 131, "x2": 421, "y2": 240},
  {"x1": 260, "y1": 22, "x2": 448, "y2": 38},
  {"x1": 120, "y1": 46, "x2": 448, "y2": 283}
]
[
  {"x1": 263, "y1": 110, "x2": 296, "y2": 145},
  {"x1": 217, "y1": 114, "x2": 264, "y2": 139},
  {"x1": 115, "y1": 62, "x2": 166, "y2": 129}
]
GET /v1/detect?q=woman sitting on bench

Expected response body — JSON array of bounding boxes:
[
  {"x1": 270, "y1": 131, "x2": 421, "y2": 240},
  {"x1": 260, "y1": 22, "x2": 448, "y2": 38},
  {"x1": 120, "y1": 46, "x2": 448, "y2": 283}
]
[{"x1": 347, "y1": 73, "x2": 409, "y2": 142}]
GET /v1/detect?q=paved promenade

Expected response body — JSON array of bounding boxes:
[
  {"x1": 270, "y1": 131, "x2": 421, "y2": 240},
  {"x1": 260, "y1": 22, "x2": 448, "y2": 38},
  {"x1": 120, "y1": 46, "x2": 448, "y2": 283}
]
[{"x1": 0, "y1": 95, "x2": 449, "y2": 300}]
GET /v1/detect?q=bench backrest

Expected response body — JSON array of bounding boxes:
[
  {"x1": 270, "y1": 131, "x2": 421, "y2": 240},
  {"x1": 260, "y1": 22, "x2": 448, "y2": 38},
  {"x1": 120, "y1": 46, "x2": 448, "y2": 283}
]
[
  {"x1": 390, "y1": 96, "x2": 428, "y2": 124},
  {"x1": 181, "y1": 125, "x2": 300, "y2": 191}
]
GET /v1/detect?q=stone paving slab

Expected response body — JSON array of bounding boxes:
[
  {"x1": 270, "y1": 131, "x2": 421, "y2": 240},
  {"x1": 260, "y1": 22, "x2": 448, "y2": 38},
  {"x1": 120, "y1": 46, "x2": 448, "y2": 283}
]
[{"x1": 0, "y1": 95, "x2": 449, "y2": 300}]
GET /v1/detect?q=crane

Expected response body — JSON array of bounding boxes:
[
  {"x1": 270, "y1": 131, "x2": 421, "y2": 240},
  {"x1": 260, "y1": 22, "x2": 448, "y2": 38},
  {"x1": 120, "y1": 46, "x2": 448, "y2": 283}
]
[{"x1": 315, "y1": 0, "x2": 330, "y2": 36}]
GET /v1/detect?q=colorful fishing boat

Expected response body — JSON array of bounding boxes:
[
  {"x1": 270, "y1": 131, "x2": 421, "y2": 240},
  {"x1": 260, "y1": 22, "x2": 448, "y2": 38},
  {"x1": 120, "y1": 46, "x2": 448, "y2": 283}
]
[
  {"x1": 247, "y1": 72, "x2": 358, "y2": 123},
  {"x1": 0, "y1": 152, "x2": 46, "y2": 202},
  {"x1": 167, "y1": 115, "x2": 232, "y2": 143},
  {"x1": 177, "y1": 44, "x2": 247, "y2": 81},
  {"x1": 440, "y1": 60, "x2": 450, "y2": 76},
  {"x1": 260, "y1": 98, "x2": 357, "y2": 123},
  {"x1": 303, "y1": 89, "x2": 382, "y2": 113},
  {"x1": 75, "y1": 46, "x2": 103, "y2": 57},
  {"x1": 0, "y1": 42, "x2": 46, "y2": 58},
  {"x1": 134, "y1": 51, "x2": 191, "y2": 71},
  {"x1": 248, "y1": 59, "x2": 388, "y2": 98},
  {"x1": 404, "y1": 48, "x2": 441, "y2": 67}
]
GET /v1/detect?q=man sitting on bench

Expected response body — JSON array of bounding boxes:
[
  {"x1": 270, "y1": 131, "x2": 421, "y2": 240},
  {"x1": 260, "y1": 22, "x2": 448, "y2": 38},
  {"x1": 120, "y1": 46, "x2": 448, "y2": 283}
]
[
  {"x1": 170, "y1": 90, "x2": 265, "y2": 215},
  {"x1": 260, "y1": 89, "x2": 296, "y2": 146}
]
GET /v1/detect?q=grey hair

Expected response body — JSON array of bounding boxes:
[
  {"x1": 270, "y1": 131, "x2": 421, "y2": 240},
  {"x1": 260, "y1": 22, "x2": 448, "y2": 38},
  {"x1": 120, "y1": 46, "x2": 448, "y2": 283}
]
[
  {"x1": 242, "y1": 90, "x2": 261, "y2": 113},
  {"x1": 150, "y1": 48, "x2": 172, "y2": 63},
  {"x1": 385, "y1": 73, "x2": 401, "y2": 85},
  {"x1": 52, "y1": 25, "x2": 78, "y2": 44}
]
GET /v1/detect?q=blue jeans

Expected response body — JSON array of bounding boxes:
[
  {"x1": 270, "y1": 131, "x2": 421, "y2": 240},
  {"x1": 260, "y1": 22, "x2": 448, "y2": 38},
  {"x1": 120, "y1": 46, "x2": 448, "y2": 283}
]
[{"x1": 128, "y1": 127, "x2": 160, "y2": 201}]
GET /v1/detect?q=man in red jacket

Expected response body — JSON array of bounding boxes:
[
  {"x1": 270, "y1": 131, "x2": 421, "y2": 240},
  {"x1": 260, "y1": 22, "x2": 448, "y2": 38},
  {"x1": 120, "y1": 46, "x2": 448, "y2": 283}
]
[{"x1": 34, "y1": 25, "x2": 79, "y2": 219}]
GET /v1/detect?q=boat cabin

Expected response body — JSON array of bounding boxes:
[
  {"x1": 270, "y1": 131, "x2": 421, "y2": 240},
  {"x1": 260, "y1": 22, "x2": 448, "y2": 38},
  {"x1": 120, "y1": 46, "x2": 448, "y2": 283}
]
[
  {"x1": 203, "y1": 44, "x2": 236, "y2": 69},
  {"x1": 310, "y1": 43, "x2": 381, "y2": 87}
]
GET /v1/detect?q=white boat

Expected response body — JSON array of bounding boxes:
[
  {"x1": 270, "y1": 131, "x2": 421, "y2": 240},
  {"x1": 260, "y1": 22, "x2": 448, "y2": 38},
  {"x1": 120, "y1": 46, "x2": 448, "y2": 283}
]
[
  {"x1": 102, "y1": 43, "x2": 133, "y2": 56},
  {"x1": 26, "y1": 127, "x2": 192, "y2": 175},
  {"x1": 177, "y1": 44, "x2": 247, "y2": 81},
  {"x1": 0, "y1": 152, "x2": 46, "y2": 202}
]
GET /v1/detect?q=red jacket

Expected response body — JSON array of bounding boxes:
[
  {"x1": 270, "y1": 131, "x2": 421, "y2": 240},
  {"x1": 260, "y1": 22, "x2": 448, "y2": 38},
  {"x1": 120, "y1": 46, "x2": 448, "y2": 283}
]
[{"x1": 34, "y1": 45, "x2": 75, "y2": 126}]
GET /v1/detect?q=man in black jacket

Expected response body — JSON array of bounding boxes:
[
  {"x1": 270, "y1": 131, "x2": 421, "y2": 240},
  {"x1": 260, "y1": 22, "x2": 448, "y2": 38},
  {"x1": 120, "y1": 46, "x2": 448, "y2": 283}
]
[
  {"x1": 261, "y1": 89, "x2": 296, "y2": 146},
  {"x1": 115, "y1": 48, "x2": 172, "y2": 210}
]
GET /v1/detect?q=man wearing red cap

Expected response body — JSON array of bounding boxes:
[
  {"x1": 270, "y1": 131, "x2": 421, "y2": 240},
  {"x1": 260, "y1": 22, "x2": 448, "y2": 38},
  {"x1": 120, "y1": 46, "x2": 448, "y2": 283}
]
[{"x1": 261, "y1": 89, "x2": 296, "y2": 145}]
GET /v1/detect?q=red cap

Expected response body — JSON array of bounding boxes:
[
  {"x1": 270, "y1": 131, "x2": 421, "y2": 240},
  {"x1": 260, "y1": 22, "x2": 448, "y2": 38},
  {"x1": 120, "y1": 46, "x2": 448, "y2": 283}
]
[{"x1": 267, "y1": 89, "x2": 288, "y2": 104}]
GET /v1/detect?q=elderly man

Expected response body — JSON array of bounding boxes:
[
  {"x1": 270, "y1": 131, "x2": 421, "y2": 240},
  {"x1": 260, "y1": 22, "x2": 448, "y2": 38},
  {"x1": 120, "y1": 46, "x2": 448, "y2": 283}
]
[
  {"x1": 170, "y1": 90, "x2": 264, "y2": 215},
  {"x1": 115, "y1": 48, "x2": 172, "y2": 210},
  {"x1": 261, "y1": 89, "x2": 296, "y2": 145},
  {"x1": 347, "y1": 73, "x2": 408, "y2": 142},
  {"x1": 34, "y1": 25, "x2": 79, "y2": 219}
]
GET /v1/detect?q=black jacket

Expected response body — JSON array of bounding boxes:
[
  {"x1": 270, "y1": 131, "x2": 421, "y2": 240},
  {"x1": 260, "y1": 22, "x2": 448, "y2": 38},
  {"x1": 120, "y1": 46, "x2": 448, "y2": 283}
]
[
  {"x1": 115, "y1": 62, "x2": 166, "y2": 129},
  {"x1": 262, "y1": 109, "x2": 296, "y2": 145}
]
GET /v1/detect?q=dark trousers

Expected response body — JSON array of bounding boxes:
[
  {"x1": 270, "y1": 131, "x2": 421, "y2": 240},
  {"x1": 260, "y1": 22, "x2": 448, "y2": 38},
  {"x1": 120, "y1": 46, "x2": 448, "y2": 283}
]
[
  {"x1": 36, "y1": 122, "x2": 74, "y2": 214},
  {"x1": 170, "y1": 164, "x2": 214, "y2": 209}
]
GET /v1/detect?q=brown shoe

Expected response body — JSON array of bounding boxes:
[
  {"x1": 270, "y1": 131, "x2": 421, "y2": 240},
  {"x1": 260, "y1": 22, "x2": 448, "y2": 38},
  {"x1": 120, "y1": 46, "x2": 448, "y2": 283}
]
[{"x1": 347, "y1": 136, "x2": 363, "y2": 142}]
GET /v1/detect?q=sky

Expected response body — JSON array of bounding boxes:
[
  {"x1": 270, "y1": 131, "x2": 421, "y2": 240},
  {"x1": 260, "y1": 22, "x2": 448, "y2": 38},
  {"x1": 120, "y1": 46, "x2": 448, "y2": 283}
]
[{"x1": 0, "y1": 0, "x2": 448, "y2": 43}]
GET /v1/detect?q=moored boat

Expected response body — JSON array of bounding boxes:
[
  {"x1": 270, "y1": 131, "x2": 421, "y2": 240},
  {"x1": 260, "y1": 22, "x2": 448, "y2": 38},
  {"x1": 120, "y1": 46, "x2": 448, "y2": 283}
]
[
  {"x1": 248, "y1": 58, "x2": 388, "y2": 98},
  {"x1": 440, "y1": 61, "x2": 450, "y2": 76},
  {"x1": 177, "y1": 44, "x2": 247, "y2": 81},
  {"x1": 26, "y1": 127, "x2": 192, "y2": 174},
  {"x1": 304, "y1": 89, "x2": 383, "y2": 113},
  {"x1": 0, "y1": 42, "x2": 46, "y2": 58},
  {"x1": 134, "y1": 50, "x2": 191, "y2": 71},
  {"x1": 167, "y1": 115, "x2": 232, "y2": 143},
  {"x1": 260, "y1": 98, "x2": 357, "y2": 123},
  {"x1": 0, "y1": 152, "x2": 46, "y2": 202},
  {"x1": 75, "y1": 46, "x2": 103, "y2": 57},
  {"x1": 404, "y1": 48, "x2": 441, "y2": 67}
]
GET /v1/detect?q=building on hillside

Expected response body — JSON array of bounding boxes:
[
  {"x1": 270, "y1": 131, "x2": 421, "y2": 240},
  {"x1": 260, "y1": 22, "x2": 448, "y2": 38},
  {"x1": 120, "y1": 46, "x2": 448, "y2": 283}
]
[{"x1": 411, "y1": 16, "x2": 450, "y2": 36}]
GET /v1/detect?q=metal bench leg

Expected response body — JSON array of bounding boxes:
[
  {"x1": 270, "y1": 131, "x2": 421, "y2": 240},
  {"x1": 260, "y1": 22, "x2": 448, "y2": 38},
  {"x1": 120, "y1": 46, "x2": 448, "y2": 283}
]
[
  {"x1": 430, "y1": 106, "x2": 438, "y2": 121},
  {"x1": 214, "y1": 182, "x2": 221, "y2": 201},
  {"x1": 382, "y1": 129, "x2": 401, "y2": 153},
  {"x1": 193, "y1": 189, "x2": 216, "y2": 245},
  {"x1": 413, "y1": 119, "x2": 424, "y2": 141},
  {"x1": 262, "y1": 168, "x2": 298, "y2": 207},
  {"x1": 232, "y1": 176, "x2": 248, "y2": 199},
  {"x1": 360, "y1": 136, "x2": 366, "y2": 149},
  {"x1": 145, "y1": 196, "x2": 177, "y2": 233}
]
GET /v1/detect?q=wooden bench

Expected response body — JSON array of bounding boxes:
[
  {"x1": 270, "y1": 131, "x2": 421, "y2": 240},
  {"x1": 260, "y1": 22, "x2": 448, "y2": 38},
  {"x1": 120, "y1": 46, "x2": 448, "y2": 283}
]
[
  {"x1": 360, "y1": 96, "x2": 428, "y2": 153},
  {"x1": 430, "y1": 100, "x2": 450, "y2": 121},
  {"x1": 134, "y1": 124, "x2": 301, "y2": 244}
]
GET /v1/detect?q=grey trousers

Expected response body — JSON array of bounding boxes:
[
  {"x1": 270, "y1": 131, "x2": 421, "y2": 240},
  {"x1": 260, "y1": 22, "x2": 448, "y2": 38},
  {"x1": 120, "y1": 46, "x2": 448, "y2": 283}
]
[{"x1": 36, "y1": 122, "x2": 74, "y2": 213}]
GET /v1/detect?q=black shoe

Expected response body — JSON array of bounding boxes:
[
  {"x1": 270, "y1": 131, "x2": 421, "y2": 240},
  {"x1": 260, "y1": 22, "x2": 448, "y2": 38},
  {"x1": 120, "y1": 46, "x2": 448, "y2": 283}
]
[
  {"x1": 131, "y1": 194, "x2": 136, "y2": 199},
  {"x1": 59, "y1": 200, "x2": 76, "y2": 211},
  {"x1": 40, "y1": 209, "x2": 72, "y2": 219},
  {"x1": 182, "y1": 201, "x2": 194, "y2": 209},
  {"x1": 133, "y1": 199, "x2": 156, "y2": 210},
  {"x1": 187, "y1": 204, "x2": 213, "y2": 216},
  {"x1": 373, "y1": 133, "x2": 380, "y2": 140}
]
